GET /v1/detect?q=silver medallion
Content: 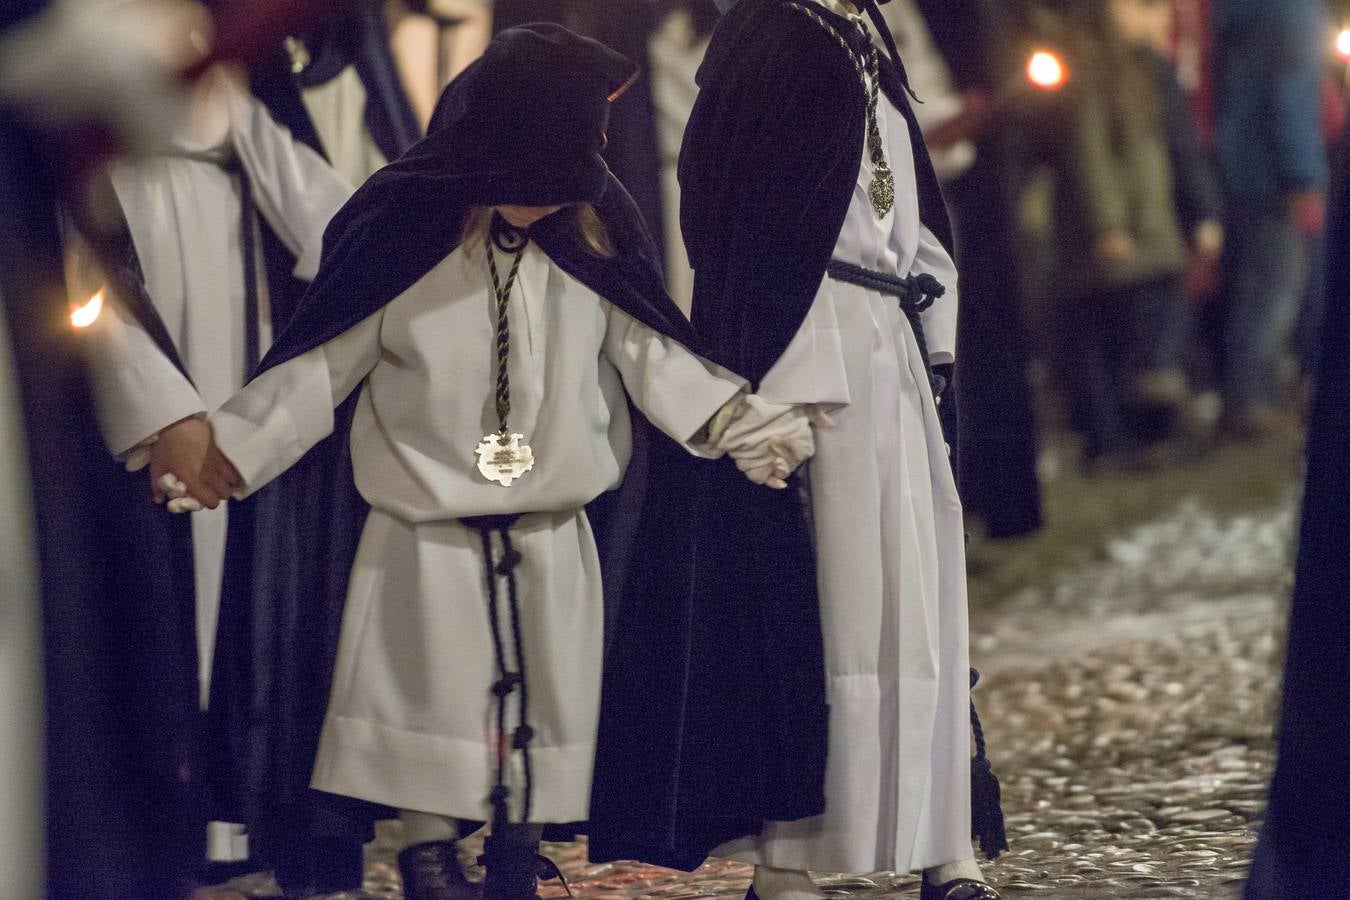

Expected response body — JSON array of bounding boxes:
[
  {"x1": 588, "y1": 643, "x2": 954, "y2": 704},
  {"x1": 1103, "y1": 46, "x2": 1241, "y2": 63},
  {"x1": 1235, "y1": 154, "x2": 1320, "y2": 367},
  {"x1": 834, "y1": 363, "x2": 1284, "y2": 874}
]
[
  {"x1": 475, "y1": 432, "x2": 535, "y2": 487},
  {"x1": 870, "y1": 164, "x2": 896, "y2": 217}
]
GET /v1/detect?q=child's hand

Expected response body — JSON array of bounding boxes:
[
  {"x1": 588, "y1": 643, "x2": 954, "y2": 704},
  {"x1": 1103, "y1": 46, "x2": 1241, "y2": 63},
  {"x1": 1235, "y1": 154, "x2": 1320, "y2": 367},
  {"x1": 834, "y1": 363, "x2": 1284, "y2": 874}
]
[{"x1": 149, "y1": 416, "x2": 241, "y2": 508}]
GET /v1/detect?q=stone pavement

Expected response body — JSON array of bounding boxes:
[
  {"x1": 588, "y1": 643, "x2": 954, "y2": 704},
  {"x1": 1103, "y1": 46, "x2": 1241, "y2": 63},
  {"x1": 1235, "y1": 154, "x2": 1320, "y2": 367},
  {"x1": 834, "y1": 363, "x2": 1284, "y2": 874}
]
[{"x1": 229, "y1": 434, "x2": 1302, "y2": 899}]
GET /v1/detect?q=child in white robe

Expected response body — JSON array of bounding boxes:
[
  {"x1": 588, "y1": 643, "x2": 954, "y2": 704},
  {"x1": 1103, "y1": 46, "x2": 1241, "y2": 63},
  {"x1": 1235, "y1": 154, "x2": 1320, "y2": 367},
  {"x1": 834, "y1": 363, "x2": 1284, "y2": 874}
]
[{"x1": 169, "y1": 24, "x2": 815, "y2": 900}]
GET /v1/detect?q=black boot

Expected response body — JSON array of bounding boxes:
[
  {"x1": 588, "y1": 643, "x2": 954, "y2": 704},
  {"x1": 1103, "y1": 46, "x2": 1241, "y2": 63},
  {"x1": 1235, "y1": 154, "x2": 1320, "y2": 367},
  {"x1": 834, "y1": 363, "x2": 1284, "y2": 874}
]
[
  {"x1": 479, "y1": 825, "x2": 540, "y2": 900},
  {"x1": 398, "y1": 839, "x2": 482, "y2": 900},
  {"x1": 478, "y1": 825, "x2": 571, "y2": 900}
]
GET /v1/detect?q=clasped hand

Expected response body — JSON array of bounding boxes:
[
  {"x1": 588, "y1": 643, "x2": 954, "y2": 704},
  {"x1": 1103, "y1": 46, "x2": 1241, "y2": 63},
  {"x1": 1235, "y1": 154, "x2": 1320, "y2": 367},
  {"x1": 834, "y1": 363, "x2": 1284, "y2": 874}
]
[
  {"x1": 126, "y1": 415, "x2": 242, "y2": 512},
  {"x1": 707, "y1": 393, "x2": 833, "y2": 490}
]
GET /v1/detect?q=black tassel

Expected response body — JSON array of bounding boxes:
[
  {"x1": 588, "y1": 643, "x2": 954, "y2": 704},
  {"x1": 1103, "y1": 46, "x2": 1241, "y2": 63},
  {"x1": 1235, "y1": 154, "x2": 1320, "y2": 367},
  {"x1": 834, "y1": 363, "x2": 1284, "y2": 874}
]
[{"x1": 969, "y1": 669, "x2": 1009, "y2": 859}]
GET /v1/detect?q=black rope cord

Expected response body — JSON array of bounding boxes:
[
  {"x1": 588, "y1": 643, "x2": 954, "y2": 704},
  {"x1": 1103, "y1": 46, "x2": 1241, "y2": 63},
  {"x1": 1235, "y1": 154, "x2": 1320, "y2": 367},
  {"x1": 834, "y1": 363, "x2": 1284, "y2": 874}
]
[
  {"x1": 785, "y1": 2, "x2": 895, "y2": 216},
  {"x1": 969, "y1": 668, "x2": 1009, "y2": 859},
  {"x1": 486, "y1": 219, "x2": 528, "y2": 438},
  {"x1": 825, "y1": 259, "x2": 947, "y2": 395},
  {"x1": 464, "y1": 514, "x2": 534, "y2": 829}
]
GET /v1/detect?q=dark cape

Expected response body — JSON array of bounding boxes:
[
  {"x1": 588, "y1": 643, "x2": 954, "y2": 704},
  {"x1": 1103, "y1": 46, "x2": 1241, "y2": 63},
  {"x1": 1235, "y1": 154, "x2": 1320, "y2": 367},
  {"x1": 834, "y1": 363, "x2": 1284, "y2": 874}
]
[
  {"x1": 206, "y1": 23, "x2": 717, "y2": 855},
  {"x1": 587, "y1": 0, "x2": 956, "y2": 869},
  {"x1": 1244, "y1": 150, "x2": 1350, "y2": 897}
]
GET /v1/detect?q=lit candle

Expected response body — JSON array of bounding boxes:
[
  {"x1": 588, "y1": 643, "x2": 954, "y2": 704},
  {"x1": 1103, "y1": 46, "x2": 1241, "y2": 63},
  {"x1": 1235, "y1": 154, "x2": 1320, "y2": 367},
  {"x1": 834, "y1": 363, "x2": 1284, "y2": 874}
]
[{"x1": 70, "y1": 288, "x2": 104, "y2": 329}]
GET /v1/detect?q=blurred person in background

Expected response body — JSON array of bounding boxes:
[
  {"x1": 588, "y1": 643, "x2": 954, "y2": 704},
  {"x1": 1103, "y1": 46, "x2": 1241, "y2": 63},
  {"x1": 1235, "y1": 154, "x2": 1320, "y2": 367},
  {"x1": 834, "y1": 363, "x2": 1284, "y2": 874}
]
[
  {"x1": 1212, "y1": 0, "x2": 1330, "y2": 437},
  {"x1": 648, "y1": 0, "x2": 721, "y2": 310},
  {"x1": 249, "y1": 0, "x2": 422, "y2": 187},
  {"x1": 1120, "y1": 0, "x2": 1226, "y2": 436},
  {"x1": 69, "y1": 60, "x2": 359, "y2": 894},
  {"x1": 896, "y1": 0, "x2": 1045, "y2": 537},
  {"x1": 1047, "y1": 0, "x2": 1220, "y2": 467},
  {"x1": 0, "y1": 1, "x2": 209, "y2": 895}
]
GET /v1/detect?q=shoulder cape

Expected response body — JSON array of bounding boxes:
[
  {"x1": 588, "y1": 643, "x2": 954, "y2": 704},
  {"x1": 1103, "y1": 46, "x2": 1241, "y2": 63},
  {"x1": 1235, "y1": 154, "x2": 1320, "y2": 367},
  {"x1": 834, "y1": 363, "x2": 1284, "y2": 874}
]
[
  {"x1": 586, "y1": 0, "x2": 955, "y2": 869},
  {"x1": 679, "y1": 0, "x2": 953, "y2": 388}
]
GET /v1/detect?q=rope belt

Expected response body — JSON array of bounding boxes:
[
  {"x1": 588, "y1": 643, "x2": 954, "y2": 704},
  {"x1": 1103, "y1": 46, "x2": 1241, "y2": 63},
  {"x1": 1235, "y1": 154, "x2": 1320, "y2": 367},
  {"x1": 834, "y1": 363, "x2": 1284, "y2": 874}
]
[
  {"x1": 460, "y1": 514, "x2": 536, "y2": 829},
  {"x1": 826, "y1": 259, "x2": 947, "y2": 397}
]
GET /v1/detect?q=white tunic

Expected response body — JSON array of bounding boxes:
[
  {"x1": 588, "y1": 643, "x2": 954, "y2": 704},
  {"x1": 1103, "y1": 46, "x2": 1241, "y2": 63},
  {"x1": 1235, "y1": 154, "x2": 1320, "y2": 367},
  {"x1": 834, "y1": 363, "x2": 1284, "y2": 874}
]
[
  {"x1": 210, "y1": 237, "x2": 742, "y2": 824},
  {"x1": 79, "y1": 71, "x2": 353, "y2": 710},
  {"x1": 716, "y1": 0, "x2": 970, "y2": 873}
]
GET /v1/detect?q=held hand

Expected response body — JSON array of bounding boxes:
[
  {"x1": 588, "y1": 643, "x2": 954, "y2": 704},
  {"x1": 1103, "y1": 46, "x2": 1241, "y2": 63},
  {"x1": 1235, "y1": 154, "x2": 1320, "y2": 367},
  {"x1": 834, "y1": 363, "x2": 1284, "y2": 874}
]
[
  {"x1": 148, "y1": 416, "x2": 241, "y2": 509},
  {"x1": 709, "y1": 394, "x2": 825, "y2": 491}
]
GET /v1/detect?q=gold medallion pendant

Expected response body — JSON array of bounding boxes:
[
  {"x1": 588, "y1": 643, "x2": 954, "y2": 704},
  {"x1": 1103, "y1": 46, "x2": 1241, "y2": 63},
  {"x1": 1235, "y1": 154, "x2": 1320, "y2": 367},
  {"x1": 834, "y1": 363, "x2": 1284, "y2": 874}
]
[
  {"x1": 870, "y1": 163, "x2": 896, "y2": 217},
  {"x1": 476, "y1": 432, "x2": 535, "y2": 487}
]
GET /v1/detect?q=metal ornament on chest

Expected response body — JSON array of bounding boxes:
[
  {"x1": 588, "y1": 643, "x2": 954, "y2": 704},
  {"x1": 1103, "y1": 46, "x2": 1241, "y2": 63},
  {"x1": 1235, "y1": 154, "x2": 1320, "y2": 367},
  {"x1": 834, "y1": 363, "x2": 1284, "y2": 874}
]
[
  {"x1": 476, "y1": 432, "x2": 535, "y2": 487},
  {"x1": 861, "y1": 39, "x2": 895, "y2": 217},
  {"x1": 477, "y1": 218, "x2": 536, "y2": 487},
  {"x1": 784, "y1": 4, "x2": 895, "y2": 218}
]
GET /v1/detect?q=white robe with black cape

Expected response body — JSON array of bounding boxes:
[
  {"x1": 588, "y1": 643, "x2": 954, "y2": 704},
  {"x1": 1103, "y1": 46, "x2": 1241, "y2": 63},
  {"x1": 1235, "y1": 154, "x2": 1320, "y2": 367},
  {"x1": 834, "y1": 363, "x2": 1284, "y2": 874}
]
[{"x1": 588, "y1": 0, "x2": 992, "y2": 875}]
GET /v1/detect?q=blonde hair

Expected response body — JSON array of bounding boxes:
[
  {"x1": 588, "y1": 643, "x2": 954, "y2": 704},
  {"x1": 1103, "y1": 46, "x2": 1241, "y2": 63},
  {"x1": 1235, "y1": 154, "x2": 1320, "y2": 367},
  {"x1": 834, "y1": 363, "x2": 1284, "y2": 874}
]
[{"x1": 460, "y1": 204, "x2": 615, "y2": 259}]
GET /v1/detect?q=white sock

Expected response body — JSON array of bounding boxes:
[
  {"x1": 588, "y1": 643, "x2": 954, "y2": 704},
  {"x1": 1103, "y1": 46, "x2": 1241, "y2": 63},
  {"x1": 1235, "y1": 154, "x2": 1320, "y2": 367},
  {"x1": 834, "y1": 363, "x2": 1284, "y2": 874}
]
[
  {"x1": 752, "y1": 865, "x2": 826, "y2": 900},
  {"x1": 400, "y1": 809, "x2": 458, "y2": 847},
  {"x1": 924, "y1": 857, "x2": 985, "y2": 885}
]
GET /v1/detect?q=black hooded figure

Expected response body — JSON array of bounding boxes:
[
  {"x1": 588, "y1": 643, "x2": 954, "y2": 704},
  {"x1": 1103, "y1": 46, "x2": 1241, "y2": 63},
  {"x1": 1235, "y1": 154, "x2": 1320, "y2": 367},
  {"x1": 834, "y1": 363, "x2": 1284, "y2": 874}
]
[
  {"x1": 203, "y1": 22, "x2": 766, "y2": 900},
  {"x1": 1244, "y1": 145, "x2": 1350, "y2": 898},
  {"x1": 588, "y1": 1, "x2": 1005, "y2": 898}
]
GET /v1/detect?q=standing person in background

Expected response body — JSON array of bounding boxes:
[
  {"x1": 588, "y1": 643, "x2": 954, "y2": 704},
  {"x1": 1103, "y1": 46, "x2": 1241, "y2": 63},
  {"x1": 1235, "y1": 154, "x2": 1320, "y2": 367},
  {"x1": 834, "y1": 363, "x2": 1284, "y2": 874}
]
[
  {"x1": 1117, "y1": 0, "x2": 1225, "y2": 435},
  {"x1": 0, "y1": 1, "x2": 209, "y2": 895},
  {"x1": 649, "y1": 0, "x2": 720, "y2": 311},
  {"x1": 1047, "y1": 0, "x2": 1209, "y2": 466},
  {"x1": 249, "y1": 0, "x2": 423, "y2": 187},
  {"x1": 1212, "y1": 0, "x2": 1330, "y2": 437},
  {"x1": 907, "y1": 0, "x2": 1044, "y2": 537},
  {"x1": 73, "y1": 64, "x2": 356, "y2": 894}
]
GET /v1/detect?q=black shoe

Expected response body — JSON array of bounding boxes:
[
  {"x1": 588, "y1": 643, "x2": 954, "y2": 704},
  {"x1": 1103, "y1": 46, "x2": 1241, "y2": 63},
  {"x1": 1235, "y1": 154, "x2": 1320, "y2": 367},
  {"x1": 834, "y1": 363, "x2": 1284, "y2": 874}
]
[
  {"x1": 478, "y1": 826, "x2": 571, "y2": 900},
  {"x1": 919, "y1": 878, "x2": 1001, "y2": 900},
  {"x1": 398, "y1": 839, "x2": 482, "y2": 900},
  {"x1": 745, "y1": 887, "x2": 759, "y2": 900}
]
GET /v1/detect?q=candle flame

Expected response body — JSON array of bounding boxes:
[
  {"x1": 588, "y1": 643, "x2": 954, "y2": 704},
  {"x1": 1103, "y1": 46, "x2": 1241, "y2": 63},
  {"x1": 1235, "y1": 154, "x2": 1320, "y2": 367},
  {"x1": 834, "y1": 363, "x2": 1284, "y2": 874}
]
[
  {"x1": 1337, "y1": 28, "x2": 1350, "y2": 61},
  {"x1": 1027, "y1": 51, "x2": 1067, "y2": 91},
  {"x1": 71, "y1": 288, "x2": 104, "y2": 329}
]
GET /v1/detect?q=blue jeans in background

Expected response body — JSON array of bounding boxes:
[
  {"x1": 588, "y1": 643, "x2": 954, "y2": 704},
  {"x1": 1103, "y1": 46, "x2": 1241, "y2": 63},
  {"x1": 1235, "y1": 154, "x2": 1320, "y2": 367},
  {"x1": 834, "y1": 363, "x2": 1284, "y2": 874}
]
[{"x1": 1221, "y1": 205, "x2": 1309, "y2": 415}]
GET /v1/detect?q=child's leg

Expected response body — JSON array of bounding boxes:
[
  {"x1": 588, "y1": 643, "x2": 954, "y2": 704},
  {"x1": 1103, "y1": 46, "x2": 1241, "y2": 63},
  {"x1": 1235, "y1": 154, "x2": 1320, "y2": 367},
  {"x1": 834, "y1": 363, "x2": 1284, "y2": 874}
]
[
  {"x1": 751, "y1": 865, "x2": 825, "y2": 899},
  {"x1": 401, "y1": 809, "x2": 459, "y2": 846},
  {"x1": 398, "y1": 810, "x2": 478, "y2": 900}
]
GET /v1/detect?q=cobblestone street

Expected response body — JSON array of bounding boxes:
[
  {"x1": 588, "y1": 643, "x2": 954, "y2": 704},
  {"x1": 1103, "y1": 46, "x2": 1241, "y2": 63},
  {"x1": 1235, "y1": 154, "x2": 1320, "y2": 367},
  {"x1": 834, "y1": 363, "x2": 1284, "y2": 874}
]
[{"x1": 230, "y1": 434, "x2": 1303, "y2": 900}]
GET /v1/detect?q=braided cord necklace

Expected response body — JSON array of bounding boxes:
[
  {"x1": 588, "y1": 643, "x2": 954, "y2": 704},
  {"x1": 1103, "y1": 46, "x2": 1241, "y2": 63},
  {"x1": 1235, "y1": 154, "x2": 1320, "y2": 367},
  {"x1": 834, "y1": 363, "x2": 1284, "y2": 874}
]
[
  {"x1": 785, "y1": 2, "x2": 895, "y2": 217},
  {"x1": 474, "y1": 230, "x2": 536, "y2": 487}
]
